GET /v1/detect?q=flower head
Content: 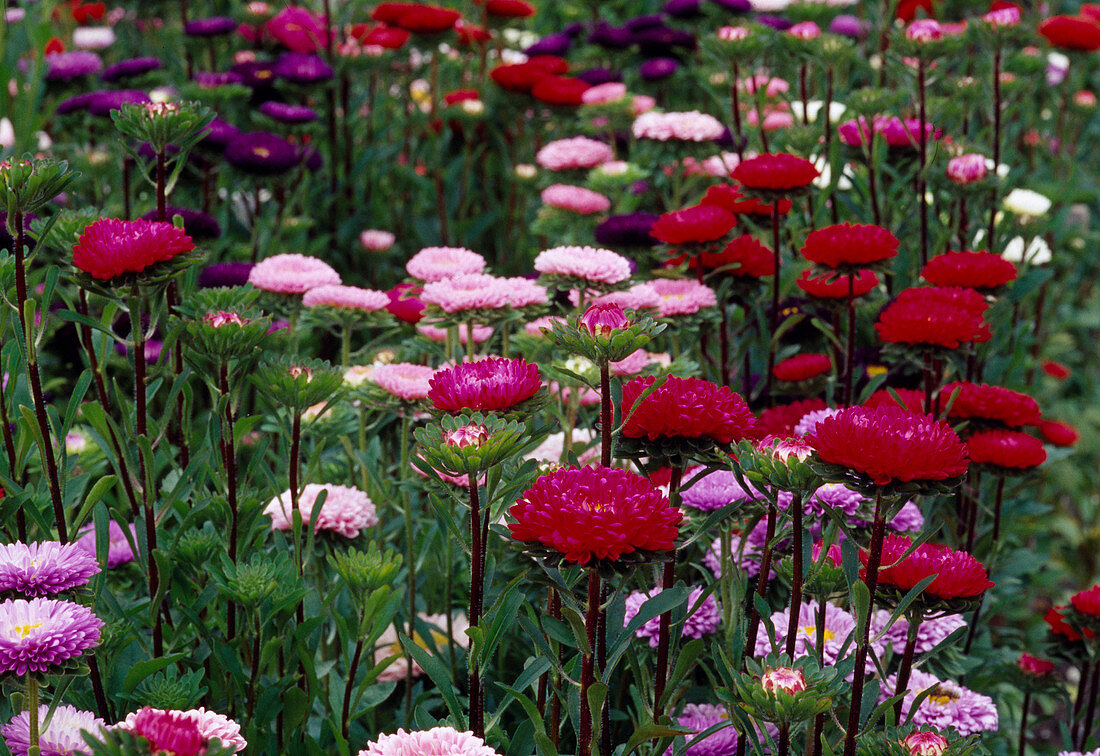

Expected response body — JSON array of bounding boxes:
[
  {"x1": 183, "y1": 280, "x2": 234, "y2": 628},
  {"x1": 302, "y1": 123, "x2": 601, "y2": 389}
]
[
  {"x1": 903, "y1": 731, "x2": 949, "y2": 756},
  {"x1": 0, "y1": 597, "x2": 102, "y2": 675},
  {"x1": 886, "y1": 669, "x2": 998, "y2": 736},
  {"x1": 921, "y1": 250, "x2": 1017, "y2": 290},
  {"x1": 360, "y1": 230, "x2": 395, "y2": 252},
  {"x1": 650, "y1": 205, "x2": 737, "y2": 246},
  {"x1": 264, "y1": 483, "x2": 378, "y2": 539},
  {"x1": 651, "y1": 279, "x2": 718, "y2": 317},
  {"x1": 623, "y1": 585, "x2": 720, "y2": 647},
  {"x1": 868, "y1": 535, "x2": 993, "y2": 600},
  {"x1": 303, "y1": 285, "x2": 389, "y2": 312},
  {"x1": 760, "y1": 667, "x2": 806, "y2": 695},
  {"x1": 373, "y1": 613, "x2": 470, "y2": 683},
  {"x1": 875, "y1": 287, "x2": 990, "y2": 350},
  {"x1": 536, "y1": 137, "x2": 613, "y2": 171},
  {"x1": 966, "y1": 429, "x2": 1046, "y2": 470},
  {"x1": 428, "y1": 358, "x2": 541, "y2": 413},
  {"x1": 773, "y1": 353, "x2": 831, "y2": 382},
  {"x1": 0, "y1": 541, "x2": 100, "y2": 596},
  {"x1": 1071, "y1": 585, "x2": 1100, "y2": 618},
  {"x1": 421, "y1": 273, "x2": 516, "y2": 313},
  {"x1": 509, "y1": 466, "x2": 680, "y2": 565},
  {"x1": 72, "y1": 219, "x2": 195, "y2": 281},
  {"x1": 731, "y1": 153, "x2": 820, "y2": 192},
  {"x1": 2, "y1": 704, "x2": 103, "y2": 756},
  {"x1": 446, "y1": 424, "x2": 489, "y2": 449},
  {"x1": 540, "y1": 184, "x2": 610, "y2": 214},
  {"x1": 946, "y1": 154, "x2": 989, "y2": 185},
  {"x1": 224, "y1": 132, "x2": 301, "y2": 175},
  {"x1": 800, "y1": 223, "x2": 899, "y2": 269},
  {"x1": 580, "y1": 302, "x2": 631, "y2": 336},
  {"x1": 940, "y1": 382, "x2": 1040, "y2": 428},
  {"x1": 535, "y1": 246, "x2": 631, "y2": 285},
  {"x1": 680, "y1": 234, "x2": 774, "y2": 278},
  {"x1": 248, "y1": 253, "x2": 340, "y2": 294},
  {"x1": 632, "y1": 111, "x2": 725, "y2": 142},
  {"x1": 621, "y1": 375, "x2": 755, "y2": 444},
  {"x1": 357, "y1": 727, "x2": 500, "y2": 756},
  {"x1": 371, "y1": 363, "x2": 435, "y2": 401},
  {"x1": 1018, "y1": 653, "x2": 1055, "y2": 677},
  {"x1": 74, "y1": 521, "x2": 137, "y2": 569}
]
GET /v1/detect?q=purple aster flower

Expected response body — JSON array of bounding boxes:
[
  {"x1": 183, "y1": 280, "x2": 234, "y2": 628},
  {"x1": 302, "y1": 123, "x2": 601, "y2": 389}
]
[
  {"x1": 0, "y1": 597, "x2": 102, "y2": 675},
  {"x1": 525, "y1": 33, "x2": 571, "y2": 57},
  {"x1": 829, "y1": 14, "x2": 870, "y2": 39},
  {"x1": 874, "y1": 611, "x2": 968, "y2": 655},
  {"x1": 45, "y1": 51, "x2": 103, "y2": 82},
  {"x1": 55, "y1": 92, "x2": 95, "y2": 115},
  {"x1": 230, "y1": 60, "x2": 279, "y2": 88},
  {"x1": 86, "y1": 89, "x2": 149, "y2": 118},
  {"x1": 74, "y1": 521, "x2": 138, "y2": 569},
  {"x1": 224, "y1": 132, "x2": 301, "y2": 175},
  {"x1": 199, "y1": 119, "x2": 241, "y2": 152},
  {"x1": 639, "y1": 57, "x2": 680, "y2": 81},
  {"x1": 757, "y1": 15, "x2": 794, "y2": 31},
  {"x1": 198, "y1": 262, "x2": 255, "y2": 288},
  {"x1": 886, "y1": 500, "x2": 925, "y2": 533},
  {"x1": 2, "y1": 704, "x2": 104, "y2": 756},
  {"x1": 710, "y1": 0, "x2": 751, "y2": 11},
  {"x1": 669, "y1": 704, "x2": 777, "y2": 756},
  {"x1": 576, "y1": 67, "x2": 622, "y2": 86},
  {"x1": 259, "y1": 101, "x2": 319, "y2": 124},
  {"x1": 563, "y1": 22, "x2": 585, "y2": 38},
  {"x1": 193, "y1": 71, "x2": 245, "y2": 89},
  {"x1": 589, "y1": 22, "x2": 634, "y2": 50},
  {"x1": 808, "y1": 483, "x2": 864, "y2": 519},
  {"x1": 100, "y1": 57, "x2": 162, "y2": 83},
  {"x1": 883, "y1": 669, "x2": 998, "y2": 736},
  {"x1": 755, "y1": 601, "x2": 886, "y2": 673},
  {"x1": 0, "y1": 542, "x2": 100, "y2": 596},
  {"x1": 184, "y1": 16, "x2": 238, "y2": 37},
  {"x1": 626, "y1": 14, "x2": 666, "y2": 31},
  {"x1": 139, "y1": 206, "x2": 221, "y2": 240},
  {"x1": 115, "y1": 339, "x2": 164, "y2": 364},
  {"x1": 633, "y1": 27, "x2": 697, "y2": 56},
  {"x1": 594, "y1": 213, "x2": 660, "y2": 247},
  {"x1": 299, "y1": 145, "x2": 323, "y2": 172},
  {"x1": 623, "y1": 586, "x2": 720, "y2": 647},
  {"x1": 705, "y1": 519, "x2": 777, "y2": 579},
  {"x1": 273, "y1": 53, "x2": 333, "y2": 84},
  {"x1": 680, "y1": 468, "x2": 760, "y2": 512},
  {"x1": 664, "y1": 0, "x2": 701, "y2": 18}
]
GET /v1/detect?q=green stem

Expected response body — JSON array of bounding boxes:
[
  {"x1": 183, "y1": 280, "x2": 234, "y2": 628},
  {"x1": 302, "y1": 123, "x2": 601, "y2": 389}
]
[
  {"x1": 400, "y1": 414, "x2": 415, "y2": 724},
  {"x1": 26, "y1": 674, "x2": 39, "y2": 756}
]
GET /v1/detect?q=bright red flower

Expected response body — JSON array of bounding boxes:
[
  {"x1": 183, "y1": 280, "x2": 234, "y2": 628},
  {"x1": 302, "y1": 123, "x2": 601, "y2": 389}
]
[
  {"x1": 700, "y1": 183, "x2": 792, "y2": 216},
  {"x1": 921, "y1": 250, "x2": 1017, "y2": 290},
  {"x1": 875, "y1": 288, "x2": 990, "y2": 350},
  {"x1": 756, "y1": 398, "x2": 828, "y2": 438},
  {"x1": 371, "y1": 2, "x2": 421, "y2": 23},
  {"x1": 428, "y1": 357, "x2": 541, "y2": 412},
  {"x1": 508, "y1": 465, "x2": 682, "y2": 565},
  {"x1": 678, "y1": 234, "x2": 774, "y2": 277},
  {"x1": 730, "y1": 152, "x2": 819, "y2": 192},
  {"x1": 1018, "y1": 653, "x2": 1055, "y2": 676},
  {"x1": 393, "y1": 5, "x2": 462, "y2": 34},
  {"x1": 72, "y1": 219, "x2": 195, "y2": 281},
  {"x1": 350, "y1": 24, "x2": 410, "y2": 49},
  {"x1": 44, "y1": 37, "x2": 66, "y2": 55},
  {"x1": 773, "y1": 353, "x2": 831, "y2": 382},
  {"x1": 1039, "y1": 15, "x2": 1100, "y2": 51},
  {"x1": 527, "y1": 55, "x2": 570, "y2": 74},
  {"x1": 940, "y1": 381, "x2": 1041, "y2": 428},
  {"x1": 650, "y1": 205, "x2": 737, "y2": 245},
  {"x1": 1039, "y1": 419, "x2": 1079, "y2": 447},
  {"x1": 386, "y1": 283, "x2": 425, "y2": 323},
  {"x1": 1084, "y1": 4, "x2": 1100, "y2": 23},
  {"x1": 71, "y1": 1, "x2": 106, "y2": 24},
  {"x1": 1042, "y1": 360, "x2": 1071, "y2": 380},
  {"x1": 454, "y1": 19, "x2": 492, "y2": 45},
  {"x1": 1072, "y1": 585, "x2": 1100, "y2": 617},
  {"x1": 1046, "y1": 605, "x2": 1087, "y2": 641},
  {"x1": 800, "y1": 223, "x2": 899, "y2": 268},
  {"x1": 966, "y1": 429, "x2": 1046, "y2": 469},
  {"x1": 531, "y1": 76, "x2": 589, "y2": 105},
  {"x1": 863, "y1": 388, "x2": 926, "y2": 414},
  {"x1": 810, "y1": 405, "x2": 969, "y2": 486},
  {"x1": 443, "y1": 88, "x2": 481, "y2": 106},
  {"x1": 797, "y1": 268, "x2": 879, "y2": 299},
  {"x1": 864, "y1": 534, "x2": 993, "y2": 599},
  {"x1": 489, "y1": 62, "x2": 550, "y2": 93},
  {"x1": 621, "y1": 375, "x2": 756, "y2": 444},
  {"x1": 485, "y1": 0, "x2": 536, "y2": 18},
  {"x1": 898, "y1": 286, "x2": 988, "y2": 318}
]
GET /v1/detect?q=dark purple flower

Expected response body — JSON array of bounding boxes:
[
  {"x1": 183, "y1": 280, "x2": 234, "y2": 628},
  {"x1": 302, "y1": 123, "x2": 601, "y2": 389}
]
[
  {"x1": 563, "y1": 22, "x2": 586, "y2": 38},
  {"x1": 115, "y1": 339, "x2": 164, "y2": 364},
  {"x1": 55, "y1": 92, "x2": 95, "y2": 114},
  {"x1": 710, "y1": 0, "x2": 751, "y2": 11},
  {"x1": 273, "y1": 53, "x2": 333, "y2": 84},
  {"x1": 829, "y1": 14, "x2": 869, "y2": 38},
  {"x1": 86, "y1": 89, "x2": 149, "y2": 117},
  {"x1": 633, "y1": 26, "x2": 697, "y2": 55},
  {"x1": 589, "y1": 22, "x2": 634, "y2": 49},
  {"x1": 626, "y1": 14, "x2": 666, "y2": 30},
  {"x1": 45, "y1": 51, "x2": 102, "y2": 82},
  {"x1": 101, "y1": 57, "x2": 162, "y2": 83},
  {"x1": 184, "y1": 16, "x2": 238, "y2": 37},
  {"x1": 577, "y1": 67, "x2": 622, "y2": 85},
  {"x1": 757, "y1": 14, "x2": 794, "y2": 30},
  {"x1": 230, "y1": 60, "x2": 279, "y2": 88},
  {"x1": 259, "y1": 101, "x2": 319, "y2": 124},
  {"x1": 224, "y1": 131, "x2": 301, "y2": 175},
  {"x1": 525, "y1": 33, "x2": 571, "y2": 56},
  {"x1": 299, "y1": 145, "x2": 323, "y2": 172},
  {"x1": 663, "y1": 0, "x2": 700, "y2": 18},
  {"x1": 193, "y1": 70, "x2": 245, "y2": 88},
  {"x1": 139, "y1": 206, "x2": 222, "y2": 240},
  {"x1": 595, "y1": 213, "x2": 661, "y2": 247},
  {"x1": 199, "y1": 262, "x2": 255, "y2": 288},
  {"x1": 199, "y1": 119, "x2": 242, "y2": 152},
  {"x1": 639, "y1": 57, "x2": 680, "y2": 81}
]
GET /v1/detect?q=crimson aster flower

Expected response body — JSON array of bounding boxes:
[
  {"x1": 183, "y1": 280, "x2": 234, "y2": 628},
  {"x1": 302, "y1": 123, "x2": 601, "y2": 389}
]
[
  {"x1": 1039, "y1": 15, "x2": 1100, "y2": 51},
  {"x1": 650, "y1": 205, "x2": 737, "y2": 245},
  {"x1": 115, "y1": 707, "x2": 245, "y2": 753},
  {"x1": 579, "y1": 302, "x2": 630, "y2": 336},
  {"x1": 773, "y1": 353, "x2": 831, "y2": 382},
  {"x1": 509, "y1": 465, "x2": 681, "y2": 565},
  {"x1": 810, "y1": 406, "x2": 969, "y2": 487},
  {"x1": 731, "y1": 152, "x2": 819, "y2": 192},
  {"x1": 1017, "y1": 653, "x2": 1055, "y2": 677},
  {"x1": 862, "y1": 388, "x2": 926, "y2": 414},
  {"x1": 867, "y1": 534, "x2": 993, "y2": 600},
  {"x1": 756, "y1": 398, "x2": 829, "y2": 438},
  {"x1": 72, "y1": 219, "x2": 195, "y2": 281},
  {"x1": 428, "y1": 357, "x2": 541, "y2": 412},
  {"x1": 1071, "y1": 585, "x2": 1100, "y2": 618},
  {"x1": 620, "y1": 375, "x2": 755, "y2": 444},
  {"x1": 673, "y1": 234, "x2": 774, "y2": 278},
  {"x1": 1039, "y1": 419, "x2": 1080, "y2": 447},
  {"x1": 0, "y1": 541, "x2": 100, "y2": 596},
  {"x1": 940, "y1": 381, "x2": 1041, "y2": 428},
  {"x1": 921, "y1": 250, "x2": 1017, "y2": 291},
  {"x1": 797, "y1": 269, "x2": 879, "y2": 299},
  {"x1": 357, "y1": 727, "x2": 500, "y2": 756},
  {"x1": 875, "y1": 289, "x2": 990, "y2": 350},
  {"x1": 701, "y1": 183, "x2": 793, "y2": 217},
  {"x1": 965, "y1": 429, "x2": 1046, "y2": 470},
  {"x1": 800, "y1": 223, "x2": 899, "y2": 269},
  {"x1": 2, "y1": 704, "x2": 103, "y2": 756},
  {"x1": 0, "y1": 597, "x2": 102, "y2": 674}
]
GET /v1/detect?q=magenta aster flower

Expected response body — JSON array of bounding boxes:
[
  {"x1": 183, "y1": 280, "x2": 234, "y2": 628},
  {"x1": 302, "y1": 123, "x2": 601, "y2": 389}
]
[
  {"x1": 0, "y1": 541, "x2": 100, "y2": 596},
  {"x1": 650, "y1": 279, "x2": 718, "y2": 317},
  {"x1": 116, "y1": 707, "x2": 245, "y2": 753},
  {"x1": 540, "y1": 184, "x2": 612, "y2": 215},
  {"x1": 421, "y1": 273, "x2": 514, "y2": 313},
  {"x1": 0, "y1": 597, "x2": 102, "y2": 674},
  {"x1": 884, "y1": 669, "x2": 998, "y2": 736},
  {"x1": 357, "y1": 728, "x2": 500, "y2": 756},
  {"x1": 74, "y1": 521, "x2": 137, "y2": 569},
  {"x1": 264, "y1": 483, "x2": 378, "y2": 539},
  {"x1": 406, "y1": 247, "x2": 487, "y2": 282},
  {"x1": 428, "y1": 358, "x2": 541, "y2": 412},
  {"x1": 904, "y1": 732, "x2": 949, "y2": 756},
  {"x1": 371, "y1": 363, "x2": 436, "y2": 401},
  {"x1": 580, "y1": 302, "x2": 631, "y2": 336},
  {"x1": 247, "y1": 253, "x2": 341, "y2": 294},
  {"x1": 3, "y1": 704, "x2": 104, "y2": 756},
  {"x1": 302, "y1": 285, "x2": 389, "y2": 311},
  {"x1": 624, "y1": 585, "x2": 720, "y2": 647},
  {"x1": 72, "y1": 218, "x2": 195, "y2": 281},
  {"x1": 536, "y1": 137, "x2": 614, "y2": 171},
  {"x1": 535, "y1": 245, "x2": 632, "y2": 285}
]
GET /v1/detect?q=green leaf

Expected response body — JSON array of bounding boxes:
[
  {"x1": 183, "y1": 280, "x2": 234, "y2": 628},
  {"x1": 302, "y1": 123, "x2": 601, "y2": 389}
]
[
  {"x1": 622, "y1": 723, "x2": 693, "y2": 756},
  {"x1": 399, "y1": 633, "x2": 466, "y2": 729},
  {"x1": 123, "y1": 653, "x2": 189, "y2": 693}
]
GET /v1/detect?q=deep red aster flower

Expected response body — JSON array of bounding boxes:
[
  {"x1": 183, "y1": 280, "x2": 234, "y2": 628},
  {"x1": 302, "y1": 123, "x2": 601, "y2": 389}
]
[
  {"x1": 485, "y1": 0, "x2": 536, "y2": 18},
  {"x1": 489, "y1": 62, "x2": 549, "y2": 93},
  {"x1": 1042, "y1": 360, "x2": 1071, "y2": 380},
  {"x1": 966, "y1": 429, "x2": 1046, "y2": 470},
  {"x1": 1039, "y1": 419, "x2": 1079, "y2": 447},
  {"x1": 875, "y1": 288, "x2": 990, "y2": 350},
  {"x1": 72, "y1": 218, "x2": 195, "y2": 281},
  {"x1": 797, "y1": 268, "x2": 879, "y2": 299},
  {"x1": 756, "y1": 398, "x2": 828, "y2": 438},
  {"x1": 371, "y1": 2, "x2": 421, "y2": 23},
  {"x1": 921, "y1": 250, "x2": 1018, "y2": 291},
  {"x1": 1045, "y1": 605, "x2": 1087, "y2": 641},
  {"x1": 677, "y1": 234, "x2": 774, "y2": 277},
  {"x1": 350, "y1": 24, "x2": 410, "y2": 49},
  {"x1": 393, "y1": 5, "x2": 462, "y2": 34},
  {"x1": 864, "y1": 534, "x2": 993, "y2": 599},
  {"x1": 1018, "y1": 653, "x2": 1055, "y2": 676},
  {"x1": 650, "y1": 205, "x2": 737, "y2": 245},
  {"x1": 800, "y1": 223, "x2": 899, "y2": 269},
  {"x1": 810, "y1": 405, "x2": 969, "y2": 486},
  {"x1": 700, "y1": 183, "x2": 792, "y2": 216},
  {"x1": 730, "y1": 153, "x2": 819, "y2": 192},
  {"x1": 129, "y1": 708, "x2": 205, "y2": 756},
  {"x1": 863, "y1": 388, "x2": 926, "y2": 414},
  {"x1": 620, "y1": 375, "x2": 756, "y2": 444},
  {"x1": 454, "y1": 19, "x2": 492, "y2": 45},
  {"x1": 443, "y1": 88, "x2": 481, "y2": 106},
  {"x1": 940, "y1": 381, "x2": 1041, "y2": 427},
  {"x1": 773, "y1": 353, "x2": 831, "y2": 382},
  {"x1": 386, "y1": 283, "x2": 425, "y2": 323},
  {"x1": 428, "y1": 357, "x2": 541, "y2": 412},
  {"x1": 531, "y1": 76, "x2": 590, "y2": 105},
  {"x1": 508, "y1": 465, "x2": 682, "y2": 565},
  {"x1": 1072, "y1": 585, "x2": 1100, "y2": 617},
  {"x1": 1039, "y1": 15, "x2": 1100, "y2": 51},
  {"x1": 898, "y1": 286, "x2": 989, "y2": 318}
]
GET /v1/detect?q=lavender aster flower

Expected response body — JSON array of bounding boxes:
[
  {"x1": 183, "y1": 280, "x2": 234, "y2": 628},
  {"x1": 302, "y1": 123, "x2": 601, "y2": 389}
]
[
  {"x1": 2, "y1": 704, "x2": 104, "y2": 756},
  {"x1": 705, "y1": 519, "x2": 775, "y2": 578},
  {"x1": 45, "y1": 51, "x2": 103, "y2": 82},
  {"x1": 273, "y1": 53, "x2": 334, "y2": 84},
  {"x1": 673, "y1": 704, "x2": 739, "y2": 756},
  {"x1": 886, "y1": 500, "x2": 925, "y2": 533},
  {"x1": 755, "y1": 601, "x2": 887, "y2": 672},
  {"x1": 184, "y1": 16, "x2": 238, "y2": 37},
  {"x1": 259, "y1": 101, "x2": 319, "y2": 124},
  {"x1": 224, "y1": 132, "x2": 301, "y2": 175},
  {"x1": 711, "y1": 0, "x2": 752, "y2": 11},
  {"x1": 829, "y1": 14, "x2": 869, "y2": 38},
  {"x1": 0, "y1": 542, "x2": 100, "y2": 596},
  {"x1": 884, "y1": 669, "x2": 998, "y2": 736},
  {"x1": 100, "y1": 57, "x2": 162, "y2": 83},
  {"x1": 875, "y1": 612, "x2": 968, "y2": 655},
  {"x1": 680, "y1": 469, "x2": 760, "y2": 512},
  {"x1": 623, "y1": 586, "x2": 720, "y2": 647},
  {"x1": 589, "y1": 22, "x2": 634, "y2": 50},
  {"x1": 74, "y1": 521, "x2": 138, "y2": 569},
  {"x1": 193, "y1": 71, "x2": 245, "y2": 89},
  {"x1": 0, "y1": 598, "x2": 102, "y2": 674}
]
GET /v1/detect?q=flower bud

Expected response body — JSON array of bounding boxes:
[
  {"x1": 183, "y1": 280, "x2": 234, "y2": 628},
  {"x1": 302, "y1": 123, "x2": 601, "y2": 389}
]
[
  {"x1": 580, "y1": 302, "x2": 630, "y2": 337},
  {"x1": 760, "y1": 667, "x2": 806, "y2": 695},
  {"x1": 446, "y1": 424, "x2": 490, "y2": 449},
  {"x1": 788, "y1": 22, "x2": 821, "y2": 40},
  {"x1": 905, "y1": 19, "x2": 943, "y2": 43},
  {"x1": 946, "y1": 153, "x2": 988, "y2": 185},
  {"x1": 717, "y1": 26, "x2": 750, "y2": 41},
  {"x1": 204, "y1": 311, "x2": 247, "y2": 328},
  {"x1": 1017, "y1": 652, "x2": 1055, "y2": 676},
  {"x1": 902, "y1": 731, "x2": 949, "y2": 756}
]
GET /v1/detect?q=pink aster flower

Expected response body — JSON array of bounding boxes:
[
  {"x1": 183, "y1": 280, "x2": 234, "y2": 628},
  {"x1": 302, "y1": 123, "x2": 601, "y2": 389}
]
[
  {"x1": 371, "y1": 363, "x2": 435, "y2": 401},
  {"x1": 74, "y1": 521, "x2": 137, "y2": 569},
  {"x1": 535, "y1": 137, "x2": 614, "y2": 171},
  {"x1": 0, "y1": 597, "x2": 102, "y2": 675},
  {"x1": 248, "y1": 253, "x2": 341, "y2": 294},
  {"x1": 428, "y1": 357, "x2": 541, "y2": 412},
  {"x1": 264, "y1": 483, "x2": 378, "y2": 539},
  {"x1": 406, "y1": 247, "x2": 487, "y2": 282},
  {"x1": 587, "y1": 283, "x2": 661, "y2": 310},
  {"x1": 623, "y1": 585, "x2": 720, "y2": 647},
  {"x1": 302, "y1": 284, "x2": 389, "y2": 311},
  {"x1": 0, "y1": 541, "x2": 100, "y2": 596},
  {"x1": 632, "y1": 111, "x2": 726, "y2": 142},
  {"x1": 739, "y1": 75, "x2": 790, "y2": 97},
  {"x1": 524, "y1": 315, "x2": 566, "y2": 336},
  {"x1": 946, "y1": 153, "x2": 989, "y2": 185},
  {"x1": 3, "y1": 704, "x2": 104, "y2": 756},
  {"x1": 359, "y1": 229, "x2": 396, "y2": 251},
  {"x1": 502, "y1": 276, "x2": 549, "y2": 308},
  {"x1": 681, "y1": 469, "x2": 762, "y2": 512},
  {"x1": 357, "y1": 727, "x2": 500, "y2": 756},
  {"x1": 793, "y1": 408, "x2": 841, "y2": 436},
  {"x1": 904, "y1": 732, "x2": 950, "y2": 756},
  {"x1": 417, "y1": 322, "x2": 493, "y2": 344},
  {"x1": 581, "y1": 82, "x2": 627, "y2": 105},
  {"x1": 373, "y1": 613, "x2": 470, "y2": 683},
  {"x1": 72, "y1": 218, "x2": 195, "y2": 281},
  {"x1": 535, "y1": 245, "x2": 631, "y2": 285},
  {"x1": 117, "y1": 707, "x2": 246, "y2": 753},
  {"x1": 421, "y1": 273, "x2": 514, "y2": 313},
  {"x1": 540, "y1": 184, "x2": 611, "y2": 215},
  {"x1": 883, "y1": 669, "x2": 998, "y2": 736},
  {"x1": 610, "y1": 349, "x2": 651, "y2": 376},
  {"x1": 650, "y1": 278, "x2": 718, "y2": 317}
]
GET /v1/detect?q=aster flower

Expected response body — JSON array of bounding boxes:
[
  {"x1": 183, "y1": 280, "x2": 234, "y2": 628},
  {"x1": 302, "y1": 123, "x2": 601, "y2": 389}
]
[
  {"x1": 535, "y1": 246, "x2": 631, "y2": 285},
  {"x1": 1039, "y1": 419, "x2": 1080, "y2": 447},
  {"x1": 2, "y1": 704, "x2": 103, "y2": 756},
  {"x1": 406, "y1": 247, "x2": 486, "y2": 282},
  {"x1": 258, "y1": 101, "x2": 319, "y2": 124},
  {"x1": 651, "y1": 279, "x2": 718, "y2": 317},
  {"x1": 428, "y1": 358, "x2": 541, "y2": 413},
  {"x1": 624, "y1": 586, "x2": 720, "y2": 647},
  {"x1": 72, "y1": 218, "x2": 195, "y2": 283},
  {"x1": 679, "y1": 469, "x2": 760, "y2": 512},
  {"x1": 800, "y1": 223, "x2": 899, "y2": 270},
  {"x1": 0, "y1": 597, "x2": 102, "y2": 674},
  {"x1": 838, "y1": 116, "x2": 940, "y2": 149},
  {"x1": 184, "y1": 16, "x2": 238, "y2": 36},
  {"x1": 100, "y1": 57, "x2": 162, "y2": 83},
  {"x1": 373, "y1": 613, "x2": 470, "y2": 683},
  {"x1": 302, "y1": 285, "x2": 389, "y2": 312},
  {"x1": 264, "y1": 483, "x2": 378, "y2": 539},
  {"x1": 386, "y1": 284, "x2": 425, "y2": 323},
  {"x1": 74, "y1": 521, "x2": 137, "y2": 569},
  {"x1": 357, "y1": 727, "x2": 500, "y2": 756},
  {"x1": 198, "y1": 262, "x2": 253, "y2": 288},
  {"x1": 536, "y1": 137, "x2": 614, "y2": 171},
  {"x1": 773, "y1": 353, "x2": 831, "y2": 382},
  {"x1": 678, "y1": 234, "x2": 774, "y2": 278},
  {"x1": 921, "y1": 250, "x2": 1017, "y2": 291},
  {"x1": 116, "y1": 706, "x2": 246, "y2": 753},
  {"x1": 370, "y1": 363, "x2": 435, "y2": 402},
  {"x1": 903, "y1": 731, "x2": 950, "y2": 756},
  {"x1": 420, "y1": 273, "x2": 518, "y2": 313},
  {"x1": 671, "y1": 703, "x2": 739, "y2": 756},
  {"x1": 45, "y1": 51, "x2": 103, "y2": 82},
  {"x1": 705, "y1": 520, "x2": 775, "y2": 579},
  {"x1": 594, "y1": 213, "x2": 661, "y2": 247},
  {"x1": 755, "y1": 601, "x2": 886, "y2": 671},
  {"x1": 248, "y1": 253, "x2": 340, "y2": 294},
  {"x1": 273, "y1": 53, "x2": 334, "y2": 84},
  {"x1": 863, "y1": 388, "x2": 926, "y2": 414},
  {"x1": 810, "y1": 406, "x2": 968, "y2": 488},
  {"x1": 418, "y1": 323, "x2": 493, "y2": 345},
  {"x1": 0, "y1": 542, "x2": 100, "y2": 596},
  {"x1": 650, "y1": 205, "x2": 737, "y2": 246},
  {"x1": 868, "y1": 535, "x2": 993, "y2": 600},
  {"x1": 756, "y1": 399, "x2": 829, "y2": 438},
  {"x1": 531, "y1": 76, "x2": 591, "y2": 106},
  {"x1": 224, "y1": 132, "x2": 301, "y2": 176},
  {"x1": 946, "y1": 154, "x2": 989, "y2": 186},
  {"x1": 509, "y1": 465, "x2": 681, "y2": 566},
  {"x1": 621, "y1": 375, "x2": 755, "y2": 445},
  {"x1": 884, "y1": 669, "x2": 998, "y2": 736},
  {"x1": 875, "y1": 288, "x2": 990, "y2": 350},
  {"x1": 731, "y1": 153, "x2": 820, "y2": 193},
  {"x1": 876, "y1": 611, "x2": 967, "y2": 655},
  {"x1": 966, "y1": 429, "x2": 1046, "y2": 470},
  {"x1": 940, "y1": 382, "x2": 1040, "y2": 428},
  {"x1": 360, "y1": 230, "x2": 396, "y2": 252},
  {"x1": 631, "y1": 111, "x2": 726, "y2": 142},
  {"x1": 793, "y1": 409, "x2": 840, "y2": 437},
  {"x1": 540, "y1": 184, "x2": 611, "y2": 215}
]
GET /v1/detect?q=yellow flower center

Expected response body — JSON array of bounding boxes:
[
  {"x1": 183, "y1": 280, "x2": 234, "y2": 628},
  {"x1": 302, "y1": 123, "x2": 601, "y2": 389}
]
[
  {"x1": 800, "y1": 626, "x2": 834, "y2": 641},
  {"x1": 13, "y1": 623, "x2": 40, "y2": 638},
  {"x1": 253, "y1": 147, "x2": 271, "y2": 158},
  {"x1": 927, "y1": 685, "x2": 960, "y2": 706}
]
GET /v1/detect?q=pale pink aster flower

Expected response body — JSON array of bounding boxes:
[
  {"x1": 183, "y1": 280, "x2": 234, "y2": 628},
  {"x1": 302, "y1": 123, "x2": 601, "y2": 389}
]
[
  {"x1": 632, "y1": 111, "x2": 725, "y2": 142},
  {"x1": 406, "y1": 246, "x2": 486, "y2": 282},
  {"x1": 302, "y1": 284, "x2": 389, "y2": 311},
  {"x1": 582, "y1": 82, "x2": 627, "y2": 105},
  {"x1": 739, "y1": 75, "x2": 789, "y2": 97},
  {"x1": 264, "y1": 483, "x2": 377, "y2": 539},
  {"x1": 1058, "y1": 751, "x2": 1100, "y2": 756},
  {"x1": 359, "y1": 229, "x2": 395, "y2": 251},
  {"x1": 540, "y1": 184, "x2": 611, "y2": 215},
  {"x1": 793, "y1": 408, "x2": 841, "y2": 436},
  {"x1": 631, "y1": 95, "x2": 656, "y2": 115},
  {"x1": 503, "y1": 277, "x2": 549, "y2": 308},
  {"x1": 417, "y1": 322, "x2": 493, "y2": 344},
  {"x1": 745, "y1": 107, "x2": 794, "y2": 130},
  {"x1": 357, "y1": 727, "x2": 499, "y2": 756},
  {"x1": 3, "y1": 704, "x2": 103, "y2": 756},
  {"x1": 524, "y1": 315, "x2": 566, "y2": 336},
  {"x1": 580, "y1": 283, "x2": 661, "y2": 311},
  {"x1": 983, "y1": 7, "x2": 1020, "y2": 26},
  {"x1": 718, "y1": 25, "x2": 751, "y2": 41},
  {"x1": 344, "y1": 365, "x2": 375, "y2": 387},
  {"x1": 624, "y1": 585, "x2": 720, "y2": 647},
  {"x1": 372, "y1": 363, "x2": 435, "y2": 400},
  {"x1": 698, "y1": 152, "x2": 740, "y2": 177},
  {"x1": 248, "y1": 253, "x2": 341, "y2": 294},
  {"x1": 373, "y1": 616, "x2": 470, "y2": 683},
  {"x1": 882, "y1": 669, "x2": 998, "y2": 736},
  {"x1": 946, "y1": 153, "x2": 988, "y2": 185},
  {"x1": 116, "y1": 707, "x2": 246, "y2": 753},
  {"x1": 535, "y1": 245, "x2": 631, "y2": 284},
  {"x1": 536, "y1": 137, "x2": 614, "y2": 171},
  {"x1": 73, "y1": 27, "x2": 116, "y2": 50},
  {"x1": 421, "y1": 273, "x2": 513, "y2": 312},
  {"x1": 610, "y1": 349, "x2": 651, "y2": 376},
  {"x1": 788, "y1": 21, "x2": 821, "y2": 39},
  {"x1": 906, "y1": 19, "x2": 943, "y2": 43},
  {"x1": 651, "y1": 278, "x2": 717, "y2": 316}
]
